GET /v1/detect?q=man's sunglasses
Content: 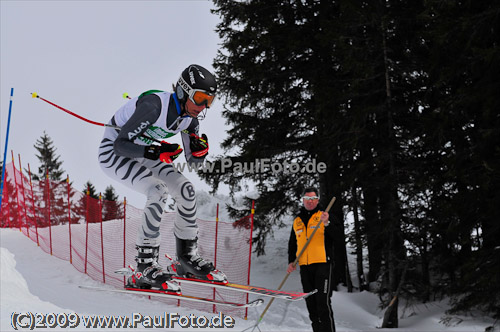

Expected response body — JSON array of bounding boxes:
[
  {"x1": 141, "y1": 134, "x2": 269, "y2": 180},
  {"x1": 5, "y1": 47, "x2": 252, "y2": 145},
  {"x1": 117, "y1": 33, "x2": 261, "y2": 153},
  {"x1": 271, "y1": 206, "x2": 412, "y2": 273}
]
[{"x1": 303, "y1": 196, "x2": 319, "y2": 201}]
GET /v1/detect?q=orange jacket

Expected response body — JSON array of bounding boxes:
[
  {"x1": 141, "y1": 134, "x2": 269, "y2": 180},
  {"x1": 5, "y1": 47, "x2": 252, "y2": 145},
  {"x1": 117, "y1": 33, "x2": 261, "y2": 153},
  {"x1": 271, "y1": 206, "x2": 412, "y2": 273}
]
[{"x1": 291, "y1": 210, "x2": 329, "y2": 266}]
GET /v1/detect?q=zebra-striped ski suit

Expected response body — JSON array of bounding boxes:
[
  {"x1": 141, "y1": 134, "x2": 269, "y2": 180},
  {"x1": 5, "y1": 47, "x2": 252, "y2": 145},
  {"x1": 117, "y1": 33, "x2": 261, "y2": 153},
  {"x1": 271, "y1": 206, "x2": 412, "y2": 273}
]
[{"x1": 98, "y1": 91, "x2": 204, "y2": 247}]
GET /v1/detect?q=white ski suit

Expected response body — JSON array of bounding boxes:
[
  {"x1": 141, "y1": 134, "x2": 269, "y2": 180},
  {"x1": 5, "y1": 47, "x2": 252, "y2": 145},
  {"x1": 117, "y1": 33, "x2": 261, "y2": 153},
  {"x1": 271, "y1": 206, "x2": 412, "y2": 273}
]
[{"x1": 98, "y1": 91, "x2": 204, "y2": 246}]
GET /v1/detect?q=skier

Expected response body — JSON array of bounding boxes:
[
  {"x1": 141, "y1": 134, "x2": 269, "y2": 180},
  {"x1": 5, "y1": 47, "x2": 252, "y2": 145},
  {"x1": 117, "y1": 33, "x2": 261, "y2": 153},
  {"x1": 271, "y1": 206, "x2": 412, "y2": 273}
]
[{"x1": 98, "y1": 64, "x2": 224, "y2": 292}]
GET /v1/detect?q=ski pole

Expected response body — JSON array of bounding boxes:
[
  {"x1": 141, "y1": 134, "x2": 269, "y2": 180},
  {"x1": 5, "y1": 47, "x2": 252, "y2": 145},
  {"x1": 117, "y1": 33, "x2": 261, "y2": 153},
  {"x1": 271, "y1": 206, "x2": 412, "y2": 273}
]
[
  {"x1": 248, "y1": 196, "x2": 337, "y2": 332},
  {"x1": 31, "y1": 93, "x2": 162, "y2": 144},
  {"x1": 32, "y1": 92, "x2": 113, "y2": 128}
]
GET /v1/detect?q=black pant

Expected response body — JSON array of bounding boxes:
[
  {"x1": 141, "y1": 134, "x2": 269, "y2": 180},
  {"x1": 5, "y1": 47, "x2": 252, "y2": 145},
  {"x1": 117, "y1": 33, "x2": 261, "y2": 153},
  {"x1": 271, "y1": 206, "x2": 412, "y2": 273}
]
[{"x1": 300, "y1": 263, "x2": 335, "y2": 332}]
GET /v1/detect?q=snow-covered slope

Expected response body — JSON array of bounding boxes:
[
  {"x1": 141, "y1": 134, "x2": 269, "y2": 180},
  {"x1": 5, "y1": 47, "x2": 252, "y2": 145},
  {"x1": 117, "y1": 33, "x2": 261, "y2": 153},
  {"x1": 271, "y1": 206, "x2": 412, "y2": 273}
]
[
  {"x1": 1, "y1": 207, "x2": 495, "y2": 331},
  {"x1": 0, "y1": 247, "x2": 71, "y2": 316}
]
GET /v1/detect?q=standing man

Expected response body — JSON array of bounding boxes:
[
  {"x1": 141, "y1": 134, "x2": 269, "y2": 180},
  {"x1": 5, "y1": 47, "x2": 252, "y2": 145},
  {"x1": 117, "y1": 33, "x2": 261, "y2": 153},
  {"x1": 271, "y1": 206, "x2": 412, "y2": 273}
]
[
  {"x1": 98, "y1": 64, "x2": 225, "y2": 292},
  {"x1": 288, "y1": 187, "x2": 336, "y2": 332}
]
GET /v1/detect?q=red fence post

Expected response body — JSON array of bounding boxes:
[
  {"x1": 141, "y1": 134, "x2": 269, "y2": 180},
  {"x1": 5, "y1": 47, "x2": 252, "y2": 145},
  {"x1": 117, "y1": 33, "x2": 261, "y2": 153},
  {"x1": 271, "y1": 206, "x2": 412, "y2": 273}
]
[
  {"x1": 99, "y1": 193, "x2": 105, "y2": 283},
  {"x1": 46, "y1": 169, "x2": 52, "y2": 255},
  {"x1": 213, "y1": 203, "x2": 219, "y2": 313},
  {"x1": 245, "y1": 200, "x2": 255, "y2": 319},
  {"x1": 85, "y1": 186, "x2": 89, "y2": 274},
  {"x1": 67, "y1": 175, "x2": 73, "y2": 264},
  {"x1": 17, "y1": 154, "x2": 29, "y2": 237},
  {"x1": 27, "y1": 164, "x2": 39, "y2": 246},
  {"x1": 11, "y1": 151, "x2": 21, "y2": 230},
  {"x1": 123, "y1": 197, "x2": 127, "y2": 286},
  {"x1": 3, "y1": 167, "x2": 11, "y2": 228}
]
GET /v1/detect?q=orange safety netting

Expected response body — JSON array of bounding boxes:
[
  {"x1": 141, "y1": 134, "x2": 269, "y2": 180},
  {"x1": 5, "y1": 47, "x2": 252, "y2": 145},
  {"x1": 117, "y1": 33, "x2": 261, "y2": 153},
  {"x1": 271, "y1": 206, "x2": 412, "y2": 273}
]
[{"x1": 0, "y1": 162, "x2": 255, "y2": 318}]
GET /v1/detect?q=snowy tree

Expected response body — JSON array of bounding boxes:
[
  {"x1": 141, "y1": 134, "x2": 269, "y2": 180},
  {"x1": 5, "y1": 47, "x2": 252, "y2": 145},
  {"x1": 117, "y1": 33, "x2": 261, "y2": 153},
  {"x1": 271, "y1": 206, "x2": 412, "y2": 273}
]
[
  {"x1": 102, "y1": 185, "x2": 123, "y2": 221},
  {"x1": 0, "y1": 177, "x2": 18, "y2": 228},
  {"x1": 31, "y1": 131, "x2": 65, "y2": 181},
  {"x1": 30, "y1": 132, "x2": 67, "y2": 226},
  {"x1": 83, "y1": 181, "x2": 99, "y2": 199},
  {"x1": 75, "y1": 181, "x2": 100, "y2": 223},
  {"x1": 211, "y1": 0, "x2": 500, "y2": 322}
]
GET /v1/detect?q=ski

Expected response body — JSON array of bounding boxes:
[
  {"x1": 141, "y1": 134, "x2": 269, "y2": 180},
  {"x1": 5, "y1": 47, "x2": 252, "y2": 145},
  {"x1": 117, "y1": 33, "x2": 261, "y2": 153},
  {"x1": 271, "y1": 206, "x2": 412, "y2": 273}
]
[
  {"x1": 172, "y1": 276, "x2": 317, "y2": 301},
  {"x1": 79, "y1": 285, "x2": 264, "y2": 308},
  {"x1": 116, "y1": 265, "x2": 315, "y2": 301}
]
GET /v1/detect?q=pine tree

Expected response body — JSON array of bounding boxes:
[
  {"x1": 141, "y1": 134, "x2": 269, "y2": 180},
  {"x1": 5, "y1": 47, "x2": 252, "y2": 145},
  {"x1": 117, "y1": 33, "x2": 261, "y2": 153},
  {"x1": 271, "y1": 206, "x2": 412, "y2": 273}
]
[
  {"x1": 32, "y1": 131, "x2": 65, "y2": 181},
  {"x1": 0, "y1": 177, "x2": 18, "y2": 228},
  {"x1": 210, "y1": 0, "x2": 500, "y2": 320},
  {"x1": 102, "y1": 185, "x2": 123, "y2": 221},
  {"x1": 76, "y1": 181, "x2": 100, "y2": 223},
  {"x1": 420, "y1": 0, "x2": 500, "y2": 318},
  {"x1": 208, "y1": 2, "x2": 350, "y2": 285},
  {"x1": 83, "y1": 181, "x2": 99, "y2": 199},
  {"x1": 30, "y1": 131, "x2": 67, "y2": 225}
]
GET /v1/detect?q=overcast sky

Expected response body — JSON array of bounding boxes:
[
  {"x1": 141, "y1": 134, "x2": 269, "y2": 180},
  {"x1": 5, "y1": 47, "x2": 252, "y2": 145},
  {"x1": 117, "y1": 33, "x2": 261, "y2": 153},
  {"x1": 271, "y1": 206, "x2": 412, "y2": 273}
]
[{"x1": 1, "y1": 0, "x2": 230, "y2": 207}]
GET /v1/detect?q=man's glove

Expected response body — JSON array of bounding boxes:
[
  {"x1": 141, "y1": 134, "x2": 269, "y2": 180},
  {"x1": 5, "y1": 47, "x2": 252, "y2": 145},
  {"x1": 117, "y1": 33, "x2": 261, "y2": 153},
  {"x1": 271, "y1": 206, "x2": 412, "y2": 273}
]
[
  {"x1": 189, "y1": 133, "x2": 209, "y2": 158},
  {"x1": 144, "y1": 141, "x2": 183, "y2": 163}
]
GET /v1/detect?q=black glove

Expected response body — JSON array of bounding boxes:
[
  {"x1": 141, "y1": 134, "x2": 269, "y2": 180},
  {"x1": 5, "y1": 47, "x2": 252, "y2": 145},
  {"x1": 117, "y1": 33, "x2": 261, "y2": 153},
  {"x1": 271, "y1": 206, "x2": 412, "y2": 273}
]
[
  {"x1": 144, "y1": 142, "x2": 183, "y2": 163},
  {"x1": 189, "y1": 133, "x2": 209, "y2": 158}
]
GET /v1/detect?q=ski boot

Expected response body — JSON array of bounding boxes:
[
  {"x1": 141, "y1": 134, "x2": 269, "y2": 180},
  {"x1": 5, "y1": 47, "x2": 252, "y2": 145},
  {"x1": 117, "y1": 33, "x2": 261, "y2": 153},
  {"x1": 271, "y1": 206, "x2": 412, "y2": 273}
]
[
  {"x1": 175, "y1": 236, "x2": 227, "y2": 282},
  {"x1": 126, "y1": 245, "x2": 181, "y2": 293}
]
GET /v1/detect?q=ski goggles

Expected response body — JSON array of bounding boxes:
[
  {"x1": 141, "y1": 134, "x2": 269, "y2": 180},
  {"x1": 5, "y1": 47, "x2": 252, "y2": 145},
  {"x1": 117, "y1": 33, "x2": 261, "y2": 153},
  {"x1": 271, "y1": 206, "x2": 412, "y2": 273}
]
[
  {"x1": 191, "y1": 90, "x2": 215, "y2": 108},
  {"x1": 178, "y1": 76, "x2": 216, "y2": 108},
  {"x1": 303, "y1": 196, "x2": 319, "y2": 201}
]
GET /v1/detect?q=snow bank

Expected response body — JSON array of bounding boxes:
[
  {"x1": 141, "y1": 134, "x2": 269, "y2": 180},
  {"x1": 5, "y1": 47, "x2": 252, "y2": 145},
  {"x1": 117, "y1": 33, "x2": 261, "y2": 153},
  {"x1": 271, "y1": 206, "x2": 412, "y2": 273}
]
[
  {"x1": 0, "y1": 247, "x2": 72, "y2": 331},
  {"x1": 1, "y1": 206, "x2": 496, "y2": 332}
]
